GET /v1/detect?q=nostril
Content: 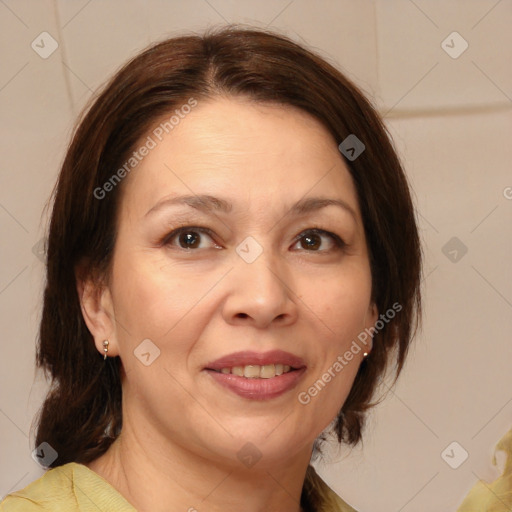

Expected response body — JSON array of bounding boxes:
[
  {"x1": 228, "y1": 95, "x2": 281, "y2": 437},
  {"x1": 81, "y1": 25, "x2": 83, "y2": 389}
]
[{"x1": 236, "y1": 313, "x2": 249, "y2": 319}]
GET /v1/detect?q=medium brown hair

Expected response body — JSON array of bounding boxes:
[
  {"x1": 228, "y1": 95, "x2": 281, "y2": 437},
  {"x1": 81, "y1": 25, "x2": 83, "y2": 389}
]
[{"x1": 36, "y1": 24, "x2": 422, "y2": 467}]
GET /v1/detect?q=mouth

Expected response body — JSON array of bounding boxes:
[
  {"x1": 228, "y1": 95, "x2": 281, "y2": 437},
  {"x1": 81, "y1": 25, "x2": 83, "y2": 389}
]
[{"x1": 203, "y1": 350, "x2": 306, "y2": 400}]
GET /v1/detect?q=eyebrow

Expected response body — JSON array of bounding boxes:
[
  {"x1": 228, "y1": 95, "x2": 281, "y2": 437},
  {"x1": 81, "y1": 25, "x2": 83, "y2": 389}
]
[
  {"x1": 145, "y1": 194, "x2": 357, "y2": 221},
  {"x1": 145, "y1": 195, "x2": 232, "y2": 217},
  {"x1": 291, "y1": 197, "x2": 357, "y2": 221}
]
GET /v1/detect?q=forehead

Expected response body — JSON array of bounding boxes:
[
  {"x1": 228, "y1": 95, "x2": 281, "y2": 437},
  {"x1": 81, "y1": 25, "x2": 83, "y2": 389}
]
[{"x1": 119, "y1": 97, "x2": 359, "y2": 216}]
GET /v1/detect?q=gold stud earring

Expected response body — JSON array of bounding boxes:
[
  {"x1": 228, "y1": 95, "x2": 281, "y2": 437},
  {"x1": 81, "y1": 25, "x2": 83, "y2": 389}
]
[{"x1": 103, "y1": 340, "x2": 109, "y2": 360}]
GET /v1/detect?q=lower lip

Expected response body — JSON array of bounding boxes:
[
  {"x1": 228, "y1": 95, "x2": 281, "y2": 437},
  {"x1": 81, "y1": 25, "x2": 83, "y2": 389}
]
[{"x1": 205, "y1": 368, "x2": 306, "y2": 400}]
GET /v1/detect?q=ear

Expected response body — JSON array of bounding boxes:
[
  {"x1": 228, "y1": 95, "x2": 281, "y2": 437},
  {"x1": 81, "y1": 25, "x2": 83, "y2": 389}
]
[
  {"x1": 76, "y1": 267, "x2": 119, "y2": 358},
  {"x1": 364, "y1": 302, "x2": 379, "y2": 352},
  {"x1": 367, "y1": 302, "x2": 378, "y2": 324}
]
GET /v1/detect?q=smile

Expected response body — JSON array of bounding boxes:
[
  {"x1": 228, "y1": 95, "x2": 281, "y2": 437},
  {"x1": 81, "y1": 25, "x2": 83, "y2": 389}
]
[
  {"x1": 203, "y1": 349, "x2": 306, "y2": 399},
  {"x1": 212, "y1": 363, "x2": 294, "y2": 379}
]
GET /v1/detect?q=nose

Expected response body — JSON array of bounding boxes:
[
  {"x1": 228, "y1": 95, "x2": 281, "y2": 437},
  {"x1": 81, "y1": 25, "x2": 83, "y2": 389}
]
[{"x1": 221, "y1": 252, "x2": 298, "y2": 329}]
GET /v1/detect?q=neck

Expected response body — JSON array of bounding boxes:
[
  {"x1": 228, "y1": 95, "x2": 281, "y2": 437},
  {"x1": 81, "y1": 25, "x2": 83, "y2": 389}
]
[{"x1": 86, "y1": 421, "x2": 312, "y2": 512}]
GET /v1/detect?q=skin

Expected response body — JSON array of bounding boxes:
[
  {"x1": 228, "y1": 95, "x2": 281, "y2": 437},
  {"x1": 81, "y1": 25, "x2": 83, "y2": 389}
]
[{"x1": 79, "y1": 96, "x2": 378, "y2": 512}]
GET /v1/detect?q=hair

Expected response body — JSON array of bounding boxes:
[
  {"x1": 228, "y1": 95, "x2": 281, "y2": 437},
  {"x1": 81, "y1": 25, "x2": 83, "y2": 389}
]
[{"x1": 35, "y1": 24, "x2": 422, "y2": 468}]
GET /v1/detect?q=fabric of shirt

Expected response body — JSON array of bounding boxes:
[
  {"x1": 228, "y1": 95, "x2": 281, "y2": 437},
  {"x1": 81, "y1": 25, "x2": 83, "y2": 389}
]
[
  {"x1": 0, "y1": 463, "x2": 135, "y2": 512},
  {"x1": 456, "y1": 426, "x2": 512, "y2": 512},
  {"x1": 0, "y1": 462, "x2": 357, "y2": 512}
]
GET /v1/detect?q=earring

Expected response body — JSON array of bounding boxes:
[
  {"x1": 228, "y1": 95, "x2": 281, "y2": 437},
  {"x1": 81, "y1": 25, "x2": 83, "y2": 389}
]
[
  {"x1": 364, "y1": 336, "x2": 374, "y2": 359},
  {"x1": 103, "y1": 340, "x2": 109, "y2": 360}
]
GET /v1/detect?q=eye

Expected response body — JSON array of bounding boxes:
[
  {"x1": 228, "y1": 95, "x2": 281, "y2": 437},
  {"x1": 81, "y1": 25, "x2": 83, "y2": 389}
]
[
  {"x1": 162, "y1": 226, "x2": 221, "y2": 250},
  {"x1": 292, "y1": 228, "x2": 345, "y2": 252}
]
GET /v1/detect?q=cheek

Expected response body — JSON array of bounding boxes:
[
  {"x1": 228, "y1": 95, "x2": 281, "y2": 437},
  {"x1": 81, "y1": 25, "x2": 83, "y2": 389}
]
[
  {"x1": 301, "y1": 264, "x2": 372, "y2": 341},
  {"x1": 294, "y1": 265, "x2": 371, "y2": 413},
  {"x1": 109, "y1": 251, "x2": 214, "y2": 354},
  {"x1": 298, "y1": 264, "x2": 371, "y2": 414}
]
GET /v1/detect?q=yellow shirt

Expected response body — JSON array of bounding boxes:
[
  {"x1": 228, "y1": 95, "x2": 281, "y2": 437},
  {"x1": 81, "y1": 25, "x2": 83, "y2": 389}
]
[
  {"x1": 0, "y1": 463, "x2": 135, "y2": 512},
  {"x1": 456, "y1": 427, "x2": 512, "y2": 512},
  {"x1": 0, "y1": 462, "x2": 357, "y2": 512}
]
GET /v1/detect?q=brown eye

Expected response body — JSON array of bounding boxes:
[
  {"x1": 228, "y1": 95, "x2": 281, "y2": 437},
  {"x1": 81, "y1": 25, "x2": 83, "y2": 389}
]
[
  {"x1": 178, "y1": 231, "x2": 201, "y2": 248},
  {"x1": 293, "y1": 229, "x2": 345, "y2": 252},
  {"x1": 300, "y1": 233, "x2": 322, "y2": 250},
  {"x1": 163, "y1": 227, "x2": 220, "y2": 250}
]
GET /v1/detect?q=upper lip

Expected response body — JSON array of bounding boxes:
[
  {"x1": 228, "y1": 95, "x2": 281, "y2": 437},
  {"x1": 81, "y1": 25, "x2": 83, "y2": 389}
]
[{"x1": 204, "y1": 350, "x2": 306, "y2": 371}]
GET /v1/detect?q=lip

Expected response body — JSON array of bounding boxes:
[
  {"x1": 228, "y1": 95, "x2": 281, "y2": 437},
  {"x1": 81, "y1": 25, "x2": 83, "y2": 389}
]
[
  {"x1": 205, "y1": 367, "x2": 307, "y2": 400},
  {"x1": 203, "y1": 350, "x2": 307, "y2": 401},
  {"x1": 204, "y1": 350, "x2": 306, "y2": 371}
]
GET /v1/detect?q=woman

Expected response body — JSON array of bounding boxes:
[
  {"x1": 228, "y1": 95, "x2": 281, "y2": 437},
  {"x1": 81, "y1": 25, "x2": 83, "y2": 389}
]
[{"x1": 1, "y1": 25, "x2": 422, "y2": 511}]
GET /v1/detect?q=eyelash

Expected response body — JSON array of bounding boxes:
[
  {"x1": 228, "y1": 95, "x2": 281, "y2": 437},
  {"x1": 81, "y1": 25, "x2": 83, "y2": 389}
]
[
  {"x1": 160, "y1": 226, "x2": 346, "y2": 252},
  {"x1": 160, "y1": 226, "x2": 219, "y2": 249}
]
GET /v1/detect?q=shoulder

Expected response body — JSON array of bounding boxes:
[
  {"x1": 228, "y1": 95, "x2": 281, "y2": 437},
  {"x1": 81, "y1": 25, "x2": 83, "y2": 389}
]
[
  {"x1": 0, "y1": 462, "x2": 135, "y2": 511},
  {"x1": 0, "y1": 495, "x2": 47, "y2": 511},
  {"x1": 0, "y1": 463, "x2": 79, "y2": 510}
]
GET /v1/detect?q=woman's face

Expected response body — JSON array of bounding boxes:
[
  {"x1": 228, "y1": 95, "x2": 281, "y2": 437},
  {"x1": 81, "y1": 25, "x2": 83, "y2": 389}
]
[{"x1": 98, "y1": 97, "x2": 377, "y2": 468}]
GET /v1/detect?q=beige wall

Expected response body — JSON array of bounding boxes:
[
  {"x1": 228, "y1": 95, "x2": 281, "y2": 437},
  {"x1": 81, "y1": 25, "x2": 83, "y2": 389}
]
[{"x1": 1, "y1": 1, "x2": 511, "y2": 510}]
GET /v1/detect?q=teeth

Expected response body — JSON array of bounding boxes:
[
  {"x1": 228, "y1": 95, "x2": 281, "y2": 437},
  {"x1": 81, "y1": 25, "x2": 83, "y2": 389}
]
[
  {"x1": 260, "y1": 364, "x2": 275, "y2": 379},
  {"x1": 217, "y1": 364, "x2": 294, "y2": 378},
  {"x1": 232, "y1": 366, "x2": 244, "y2": 377},
  {"x1": 244, "y1": 365, "x2": 260, "y2": 378}
]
